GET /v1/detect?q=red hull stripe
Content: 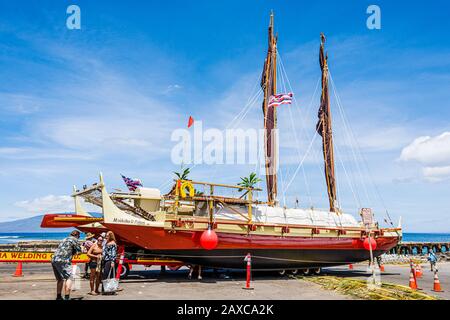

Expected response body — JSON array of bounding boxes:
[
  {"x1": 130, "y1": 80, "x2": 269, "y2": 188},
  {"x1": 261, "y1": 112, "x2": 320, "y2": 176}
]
[{"x1": 102, "y1": 223, "x2": 399, "y2": 251}]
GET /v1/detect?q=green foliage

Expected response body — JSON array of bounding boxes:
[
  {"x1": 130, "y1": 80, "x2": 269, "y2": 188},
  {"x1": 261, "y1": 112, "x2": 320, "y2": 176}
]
[
  {"x1": 174, "y1": 166, "x2": 190, "y2": 180},
  {"x1": 237, "y1": 172, "x2": 262, "y2": 191}
]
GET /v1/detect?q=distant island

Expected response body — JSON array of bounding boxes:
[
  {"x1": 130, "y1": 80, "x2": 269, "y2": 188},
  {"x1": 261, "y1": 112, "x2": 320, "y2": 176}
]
[{"x1": 0, "y1": 214, "x2": 104, "y2": 233}]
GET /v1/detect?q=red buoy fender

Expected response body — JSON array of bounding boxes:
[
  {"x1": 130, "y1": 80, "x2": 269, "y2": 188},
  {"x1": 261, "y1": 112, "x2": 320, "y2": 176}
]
[
  {"x1": 363, "y1": 237, "x2": 377, "y2": 251},
  {"x1": 200, "y1": 229, "x2": 218, "y2": 250}
]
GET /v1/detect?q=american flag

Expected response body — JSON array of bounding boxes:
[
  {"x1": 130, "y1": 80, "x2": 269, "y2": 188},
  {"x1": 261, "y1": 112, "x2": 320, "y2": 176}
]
[
  {"x1": 121, "y1": 174, "x2": 143, "y2": 191},
  {"x1": 268, "y1": 92, "x2": 293, "y2": 108}
]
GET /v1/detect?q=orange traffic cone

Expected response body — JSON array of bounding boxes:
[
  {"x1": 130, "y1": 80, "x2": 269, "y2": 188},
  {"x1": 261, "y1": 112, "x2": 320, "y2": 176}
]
[
  {"x1": 432, "y1": 271, "x2": 443, "y2": 292},
  {"x1": 415, "y1": 264, "x2": 423, "y2": 278},
  {"x1": 380, "y1": 264, "x2": 385, "y2": 272},
  {"x1": 409, "y1": 268, "x2": 417, "y2": 290},
  {"x1": 348, "y1": 264, "x2": 354, "y2": 270},
  {"x1": 13, "y1": 262, "x2": 23, "y2": 277}
]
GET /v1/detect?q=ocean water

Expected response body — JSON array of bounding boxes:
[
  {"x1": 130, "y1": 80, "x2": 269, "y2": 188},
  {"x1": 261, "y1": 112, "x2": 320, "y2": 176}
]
[
  {"x1": 0, "y1": 232, "x2": 80, "y2": 244},
  {"x1": 0, "y1": 232, "x2": 449, "y2": 244},
  {"x1": 401, "y1": 233, "x2": 450, "y2": 243}
]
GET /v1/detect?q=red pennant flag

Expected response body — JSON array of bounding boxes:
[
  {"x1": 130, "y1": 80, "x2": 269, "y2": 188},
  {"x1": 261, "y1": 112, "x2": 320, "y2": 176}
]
[{"x1": 187, "y1": 116, "x2": 194, "y2": 128}]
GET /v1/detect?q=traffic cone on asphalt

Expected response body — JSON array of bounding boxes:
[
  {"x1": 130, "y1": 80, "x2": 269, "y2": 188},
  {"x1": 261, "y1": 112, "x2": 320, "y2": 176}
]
[
  {"x1": 348, "y1": 264, "x2": 353, "y2": 270},
  {"x1": 415, "y1": 264, "x2": 423, "y2": 278},
  {"x1": 409, "y1": 268, "x2": 417, "y2": 290},
  {"x1": 380, "y1": 264, "x2": 385, "y2": 272},
  {"x1": 13, "y1": 262, "x2": 23, "y2": 277},
  {"x1": 432, "y1": 270, "x2": 443, "y2": 292}
]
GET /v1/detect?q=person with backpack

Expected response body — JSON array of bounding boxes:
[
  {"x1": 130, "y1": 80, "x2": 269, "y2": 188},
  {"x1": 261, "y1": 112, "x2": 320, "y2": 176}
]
[{"x1": 427, "y1": 250, "x2": 438, "y2": 272}]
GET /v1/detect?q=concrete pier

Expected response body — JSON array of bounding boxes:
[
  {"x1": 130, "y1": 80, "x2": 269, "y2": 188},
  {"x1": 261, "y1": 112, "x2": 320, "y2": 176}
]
[{"x1": 389, "y1": 242, "x2": 450, "y2": 255}]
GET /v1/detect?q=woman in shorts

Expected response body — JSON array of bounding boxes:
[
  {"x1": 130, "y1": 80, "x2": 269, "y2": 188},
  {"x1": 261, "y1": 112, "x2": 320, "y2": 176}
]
[{"x1": 87, "y1": 236, "x2": 103, "y2": 295}]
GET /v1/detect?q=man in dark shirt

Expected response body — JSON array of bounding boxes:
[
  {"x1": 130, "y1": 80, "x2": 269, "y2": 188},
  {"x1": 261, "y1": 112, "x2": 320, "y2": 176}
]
[{"x1": 51, "y1": 230, "x2": 82, "y2": 300}]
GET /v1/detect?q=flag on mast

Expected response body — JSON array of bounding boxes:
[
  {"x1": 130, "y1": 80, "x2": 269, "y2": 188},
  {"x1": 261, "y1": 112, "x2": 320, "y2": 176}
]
[
  {"x1": 187, "y1": 116, "x2": 194, "y2": 128},
  {"x1": 268, "y1": 92, "x2": 293, "y2": 108},
  {"x1": 121, "y1": 174, "x2": 143, "y2": 191}
]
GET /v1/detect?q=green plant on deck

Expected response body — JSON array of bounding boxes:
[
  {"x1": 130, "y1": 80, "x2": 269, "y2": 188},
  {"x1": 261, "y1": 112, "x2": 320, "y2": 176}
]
[
  {"x1": 194, "y1": 189, "x2": 204, "y2": 196},
  {"x1": 166, "y1": 166, "x2": 191, "y2": 196},
  {"x1": 174, "y1": 166, "x2": 191, "y2": 181},
  {"x1": 237, "y1": 172, "x2": 262, "y2": 192}
]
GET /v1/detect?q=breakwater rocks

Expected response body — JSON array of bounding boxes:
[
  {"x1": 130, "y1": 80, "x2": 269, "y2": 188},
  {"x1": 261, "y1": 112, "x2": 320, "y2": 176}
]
[{"x1": 381, "y1": 252, "x2": 450, "y2": 264}]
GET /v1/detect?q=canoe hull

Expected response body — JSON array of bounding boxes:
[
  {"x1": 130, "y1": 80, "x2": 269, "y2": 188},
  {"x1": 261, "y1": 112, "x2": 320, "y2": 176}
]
[{"x1": 102, "y1": 223, "x2": 399, "y2": 270}]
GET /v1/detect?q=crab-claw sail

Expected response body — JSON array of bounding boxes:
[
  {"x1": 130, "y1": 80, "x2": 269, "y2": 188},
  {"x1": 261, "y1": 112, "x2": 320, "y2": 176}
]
[
  {"x1": 316, "y1": 33, "x2": 338, "y2": 213},
  {"x1": 260, "y1": 12, "x2": 278, "y2": 206}
]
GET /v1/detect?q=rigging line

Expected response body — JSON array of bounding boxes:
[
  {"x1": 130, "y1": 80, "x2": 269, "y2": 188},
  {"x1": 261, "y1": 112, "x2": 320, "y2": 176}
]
[
  {"x1": 228, "y1": 90, "x2": 263, "y2": 129},
  {"x1": 278, "y1": 61, "x2": 286, "y2": 207},
  {"x1": 284, "y1": 130, "x2": 320, "y2": 193},
  {"x1": 158, "y1": 75, "x2": 264, "y2": 191},
  {"x1": 333, "y1": 137, "x2": 362, "y2": 209},
  {"x1": 329, "y1": 77, "x2": 391, "y2": 223},
  {"x1": 277, "y1": 53, "x2": 325, "y2": 186},
  {"x1": 282, "y1": 78, "x2": 314, "y2": 206},
  {"x1": 301, "y1": 165, "x2": 313, "y2": 208},
  {"x1": 329, "y1": 73, "x2": 371, "y2": 207},
  {"x1": 333, "y1": 84, "x2": 392, "y2": 221},
  {"x1": 278, "y1": 164, "x2": 287, "y2": 207},
  {"x1": 225, "y1": 73, "x2": 263, "y2": 129},
  {"x1": 277, "y1": 53, "x2": 321, "y2": 203},
  {"x1": 231, "y1": 91, "x2": 263, "y2": 129},
  {"x1": 207, "y1": 90, "x2": 263, "y2": 187},
  {"x1": 329, "y1": 78, "x2": 393, "y2": 226},
  {"x1": 276, "y1": 58, "x2": 290, "y2": 204}
]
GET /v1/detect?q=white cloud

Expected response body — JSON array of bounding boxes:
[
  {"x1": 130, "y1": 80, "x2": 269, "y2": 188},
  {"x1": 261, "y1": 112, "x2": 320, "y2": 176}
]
[
  {"x1": 14, "y1": 195, "x2": 99, "y2": 214},
  {"x1": 400, "y1": 132, "x2": 450, "y2": 182},
  {"x1": 0, "y1": 93, "x2": 43, "y2": 114},
  {"x1": 163, "y1": 84, "x2": 182, "y2": 95},
  {"x1": 342, "y1": 127, "x2": 412, "y2": 152},
  {"x1": 423, "y1": 166, "x2": 450, "y2": 182},
  {"x1": 400, "y1": 132, "x2": 450, "y2": 165},
  {"x1": 0, "y1": 147, "x2": 93, "y2": 160},
  {"x1": 0, "y1": 147, "x2": 23, "y2": 154},
  {"x1": 14, "y1": 195, "x2": 73, "y2": 214}
]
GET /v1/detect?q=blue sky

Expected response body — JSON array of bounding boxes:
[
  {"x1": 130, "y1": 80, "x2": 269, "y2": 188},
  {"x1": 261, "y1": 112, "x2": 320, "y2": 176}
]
[{"x1": 0, "y1": 0, "x2": 449, "y2": 232}]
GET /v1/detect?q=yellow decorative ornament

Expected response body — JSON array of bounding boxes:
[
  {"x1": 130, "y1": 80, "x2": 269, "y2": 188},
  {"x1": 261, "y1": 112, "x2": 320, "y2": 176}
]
[{"x1": 179, "y1": 181, "x2": 195, "y2": 198}]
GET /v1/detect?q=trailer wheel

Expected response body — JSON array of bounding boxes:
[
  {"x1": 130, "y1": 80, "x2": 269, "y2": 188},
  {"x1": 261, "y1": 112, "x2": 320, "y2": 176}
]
[
  {"x1": 278, "y1": 270, "x2": 286, "y2": 276},
  {"x1": 116, "y1": 263, "x2": 130, "y2": 279},
  {"x1": 290, "y1": 269, "x2": 298, "y2": 275},
  {"x1": 314, "y1": 268, "x2": 321, "y2": 275},
  {"x1": 302, "y1": 268, "x2": 311, "y2": 276}
]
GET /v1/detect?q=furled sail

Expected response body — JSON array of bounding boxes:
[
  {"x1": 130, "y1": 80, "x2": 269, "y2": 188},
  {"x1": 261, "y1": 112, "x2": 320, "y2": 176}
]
[
  {"x1": 316, "y1": 33, "x2": 338, "y2": 212},
  {"x1": 260, "y1": 13, "x2": 278, "y2": 206}
]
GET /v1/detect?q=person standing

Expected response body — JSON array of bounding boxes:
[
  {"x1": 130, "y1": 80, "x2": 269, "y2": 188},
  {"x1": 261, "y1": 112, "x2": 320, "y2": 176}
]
[
  {"x1": 427, "y1": 250, "x2": 438, "y2": 272},
  {"x1": 87, "y1": 236, "x2": 103, "y2": 295},
  {"x1": 82, "y1": 233, "x2": 95, "y2": 279},
  {"x1": 51, "y1": 230, "x2": 82, "y2": 300},
  {"x1": 188, "y1": 264, "x2": 202, "y2": 280},
  {"x1": 101, "y1": 231, "x2": 117, "y2": 294}
]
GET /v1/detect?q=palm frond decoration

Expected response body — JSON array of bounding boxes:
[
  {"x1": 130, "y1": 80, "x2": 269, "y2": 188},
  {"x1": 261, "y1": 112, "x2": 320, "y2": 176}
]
[
  {"x1": 173, "y1": 166, "x2": 190, "y2": 180},
  {"x1": 237, "y1": 172, "x2": 262, "y2": 192}
]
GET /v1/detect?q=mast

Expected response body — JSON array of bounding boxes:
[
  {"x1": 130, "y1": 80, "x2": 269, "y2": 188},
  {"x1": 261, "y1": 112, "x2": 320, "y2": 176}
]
[
  {"x1": 316, "y1": 33, "x2": 338, "y2": 212},
  {"x1": 260, "y1": 12, "x2": 278, "y2": 206}
]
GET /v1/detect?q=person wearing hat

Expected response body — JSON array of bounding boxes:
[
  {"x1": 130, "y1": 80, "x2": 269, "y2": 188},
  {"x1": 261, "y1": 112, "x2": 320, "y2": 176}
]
[{"x1": 82, "y1": 233, "x2": 96, "y2": 279}]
